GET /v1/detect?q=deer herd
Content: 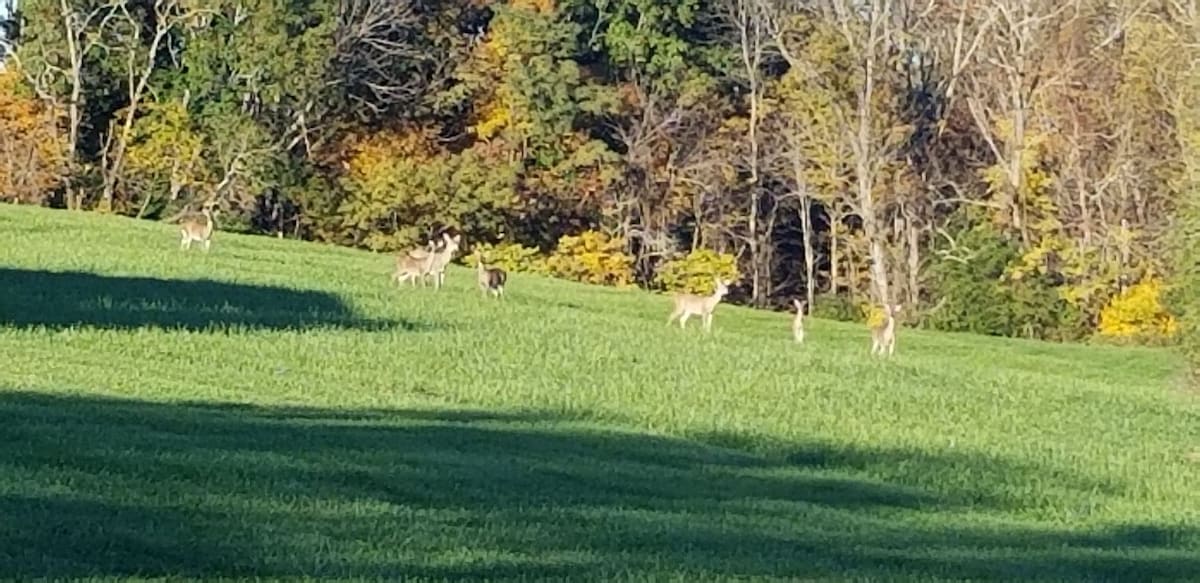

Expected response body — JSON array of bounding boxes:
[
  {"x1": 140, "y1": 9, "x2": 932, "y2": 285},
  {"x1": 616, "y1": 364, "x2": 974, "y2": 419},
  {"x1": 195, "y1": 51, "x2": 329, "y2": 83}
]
[{"x1": 174, "y1": 207, "x2": 902, "y2": 356}]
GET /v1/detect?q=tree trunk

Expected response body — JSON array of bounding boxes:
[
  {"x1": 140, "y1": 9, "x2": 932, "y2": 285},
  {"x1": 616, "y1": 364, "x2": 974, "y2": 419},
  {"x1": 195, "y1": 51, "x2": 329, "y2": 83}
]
[
  {"x1": 830, "y1": 211, "x2": 840, "y2": 296},
  {"x1": 906, "y1": 209, "x2": 921, "y2": 308},
  {"x1": 1008, "y1": 99, "x2": 1028, "y2": 245},
  {"x1": 856, "y1": 59, "x2": 892, "y2": 306},
  {"x1": 842, "y1": 0, "x2": 893, "y2": 307},
  {"x1": 60, "y1": 0, "x2": 83, "y2": 165},
  {"x1": 736, "y1": 0, "x2": 764, "y2": 306},
  {"x1": 746, "y1": 66, "x2": 762, "y2": 306},
  {"x1": 802, "y1": 196, "x2": 816, "y2": 308},
  {"x1": 792, "y1": 146, "x2": 817, "y2": 307},
  {"x1": 102, "y1": 14, "x2": 173, "y2": 212}
]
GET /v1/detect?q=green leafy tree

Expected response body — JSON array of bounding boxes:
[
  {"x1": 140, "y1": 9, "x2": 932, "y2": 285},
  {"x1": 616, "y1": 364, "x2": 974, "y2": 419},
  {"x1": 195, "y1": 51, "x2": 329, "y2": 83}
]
[{"x1": 124, "y1": 100, "x2": 204, "y2": 217}]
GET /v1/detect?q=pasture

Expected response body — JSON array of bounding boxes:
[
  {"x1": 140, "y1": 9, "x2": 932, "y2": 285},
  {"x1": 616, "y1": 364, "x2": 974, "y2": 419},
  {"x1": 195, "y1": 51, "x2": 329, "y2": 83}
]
[{"x1": 1, "y1": 204, "x2": 1199, "y2": 581}]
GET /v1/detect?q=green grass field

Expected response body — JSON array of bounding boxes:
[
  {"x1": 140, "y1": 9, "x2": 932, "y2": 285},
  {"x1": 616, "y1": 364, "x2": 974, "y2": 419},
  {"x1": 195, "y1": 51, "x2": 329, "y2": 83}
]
[{"x1": 2, "y1": 204, "x2": 1200, "y2": 581}]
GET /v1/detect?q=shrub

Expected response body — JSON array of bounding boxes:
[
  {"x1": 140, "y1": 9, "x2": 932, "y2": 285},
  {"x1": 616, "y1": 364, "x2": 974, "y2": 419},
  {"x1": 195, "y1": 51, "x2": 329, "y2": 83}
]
[
  {"x1": 469, "y1": 242, "x2": 547, "y2": 273},
  {"x1": 808, "y1": 294, "x2": 861, "y2": 323},
  {"x1": 1098, "y1": 278, "x2": 1178, "y2": 344},
  {"x1": 925, "y1": 220, "x2": 1087, "y2": 340},
  {"x1": 654, "y1": 249, "x2": 738, "y2": 294},
  {"x1": 1006, "y1": 273, "x2": 1088, "y2": 341},
  {"x1": 544, "y1": 230, "x2": 634, "y2": 287},
  {"x1": 862, "y1": 304, "x2": 886, "y2": 328},
  {"x1": 1168, "y1": 116, "x2": 1200, "y2": 375},
  {"x1": 925, "y1": 223, "x2": 1020, "y2": 335}
]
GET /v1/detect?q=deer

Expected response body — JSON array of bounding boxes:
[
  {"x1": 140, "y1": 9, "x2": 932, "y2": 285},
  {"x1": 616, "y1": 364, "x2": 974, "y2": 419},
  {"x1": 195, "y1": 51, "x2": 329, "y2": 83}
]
[
  {"x1": 870, "y1": 303, "x2": 903, "y2": 357},
  {"x1": 422, "y1": 232, "x2": 461, "y2": 290},
  {"x1": 179, "y1": 202, "x2": 218, "y2": 252},
  {"x1": 792, "y1": 299, "x2": 807, "y2": 344},
  {"x1": 393, "y1": 250, "x2": 435, "y2": 287},
  {"x1": 392, "y1": 239, "x2": 441, "y2": 287},
  {"x1": 391, "y1": 232, "x2": 460, "y2": 290},
  {"x1": 666, "y1": 278, "x2": 732, "y2": 333},
  {"x1": 475, "y1": 251, "x2": 507, "y2": 298}
]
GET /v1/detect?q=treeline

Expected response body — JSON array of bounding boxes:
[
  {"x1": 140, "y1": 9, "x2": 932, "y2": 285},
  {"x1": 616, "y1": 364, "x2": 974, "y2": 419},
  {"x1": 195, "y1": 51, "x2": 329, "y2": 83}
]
[{"x1": 1, "y1": 0, "x2": 1198, "y2": 346}]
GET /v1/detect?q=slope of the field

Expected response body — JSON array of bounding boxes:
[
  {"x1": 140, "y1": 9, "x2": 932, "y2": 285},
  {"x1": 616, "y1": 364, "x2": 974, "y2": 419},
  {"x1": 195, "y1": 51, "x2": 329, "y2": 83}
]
[{"x1": 2, "y1": 204, "x2": 1199, "y2": 581}]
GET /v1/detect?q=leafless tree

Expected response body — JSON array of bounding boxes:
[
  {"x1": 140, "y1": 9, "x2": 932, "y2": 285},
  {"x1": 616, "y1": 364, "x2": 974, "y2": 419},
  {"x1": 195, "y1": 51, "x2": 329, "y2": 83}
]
[
  {"x1": 720, "y1": 0, "x2": 773, "y2": 305},
  {"x1": 332, "y1": 0, "x2": 443, "y2": 120},
  {"x1": 777, "y1": 0, "x2": 911, "y2": 306},
  {"x1": 3, "y1": 0, "x2": 124, "y2": 207},
  {"x1": 99, "y1": 0, "x2": 213, "y2": 211}
]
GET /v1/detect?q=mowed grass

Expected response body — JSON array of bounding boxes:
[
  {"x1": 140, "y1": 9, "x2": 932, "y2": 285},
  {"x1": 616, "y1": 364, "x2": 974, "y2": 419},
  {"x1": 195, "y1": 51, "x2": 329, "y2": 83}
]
[{"x1": 1, "y1": 205, "x2": 1199, "y2": 581}]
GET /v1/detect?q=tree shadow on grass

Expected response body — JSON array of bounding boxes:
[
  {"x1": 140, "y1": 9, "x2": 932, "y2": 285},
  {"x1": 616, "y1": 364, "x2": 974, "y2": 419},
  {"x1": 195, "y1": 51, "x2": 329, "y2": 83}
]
[
  {"x1": 0, "y1": 268, "x2": 416, "y2": 332},
  {"x1": 699, "y1": 430, "x2": 1131, "y2": 513},
  {"x1": 0, "y1": 391, "x2": 1196, "y2": 580}
]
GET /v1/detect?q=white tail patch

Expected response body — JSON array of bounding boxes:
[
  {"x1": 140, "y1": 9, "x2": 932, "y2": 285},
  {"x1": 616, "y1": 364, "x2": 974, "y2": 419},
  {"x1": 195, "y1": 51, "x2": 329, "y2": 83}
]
[
  {"x1": 870, "y1": 304, "x2": 903, "y2": 357},
  {"x1": 792, "y1": 299, "x2": 807, "y2": 344}
]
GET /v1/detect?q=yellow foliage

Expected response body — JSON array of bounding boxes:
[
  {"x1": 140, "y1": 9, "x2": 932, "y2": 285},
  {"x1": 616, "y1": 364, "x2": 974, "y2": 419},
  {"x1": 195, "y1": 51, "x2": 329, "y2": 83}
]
[
  {"x1": 655, "y1": 249, "x2": 739, "y2": 294},
  {"x1": 475, "y1": 100, "x2": 511, "y2": 140},
  {"x1": 979, "y1": 118, "x2": 1058, "y2": 236},
  {"x1": 125, "y1": 101, "x2": 204, "y2": 198},
  {"x1": 464, "y1": 13, "x2": 523, "y2": 141},
  {"x1": 545, "y1": 230, "x2": 634, "y2": 288},
  {"x1": 342, "y1": 128, "x2": 437, "y2": 183},
  {"x1": 1098, "y1": 278, "x2": 1178, "y2": 342},
  {"x1": 0, "y1": 67, "x2": 68, "y2": 204},
  {"x1": 471, "y1": 242, "x2": 546, "y2": 274},
  {"x1": 511, "y1": 0, "x2": 555, "y2": 13},
  {"x1": 862, "y1": 304, "x2": 886, "y2": 328}
]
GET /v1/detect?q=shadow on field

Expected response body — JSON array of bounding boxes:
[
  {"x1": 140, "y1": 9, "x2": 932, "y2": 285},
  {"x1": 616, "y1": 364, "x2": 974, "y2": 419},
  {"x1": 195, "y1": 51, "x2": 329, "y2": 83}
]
[
  {"x1": 699, "y1": 430, "x2": 1131, "y2": 512},
  {"x1": 0, "y1": 391, "x2": 1196, "y2": 580},
  {"x1": 0, "y1": 268, "x2": 414, "y2": 331}
]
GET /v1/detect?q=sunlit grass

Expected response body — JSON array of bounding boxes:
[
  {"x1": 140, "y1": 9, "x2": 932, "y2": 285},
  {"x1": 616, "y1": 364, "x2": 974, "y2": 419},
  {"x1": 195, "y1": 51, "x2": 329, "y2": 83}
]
[{"x1": 1, "y1": 204, "x2": 1199, "y2": 580}]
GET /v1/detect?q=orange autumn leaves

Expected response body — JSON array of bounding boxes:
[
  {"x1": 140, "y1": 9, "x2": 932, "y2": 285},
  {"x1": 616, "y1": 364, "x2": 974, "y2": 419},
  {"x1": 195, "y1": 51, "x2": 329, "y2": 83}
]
[{"x1": 0, "y1": 68, "x2": 68, "y2": 203}]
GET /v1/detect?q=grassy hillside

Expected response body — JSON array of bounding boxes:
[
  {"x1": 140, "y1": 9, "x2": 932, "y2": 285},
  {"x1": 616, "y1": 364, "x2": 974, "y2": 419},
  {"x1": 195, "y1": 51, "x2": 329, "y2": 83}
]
[{"x1": 2, "y1": 204, "x2": 1199, "y2": 581}]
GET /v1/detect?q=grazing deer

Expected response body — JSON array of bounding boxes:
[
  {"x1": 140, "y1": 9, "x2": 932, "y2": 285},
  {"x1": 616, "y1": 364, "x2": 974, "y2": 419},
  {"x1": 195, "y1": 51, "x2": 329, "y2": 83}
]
[
  {"x1": 475, "y1": 251, "x2": 507, "y2": 298},
  {"x1": 179, "y1": 204, "x2": 217, "y2": 252},
  {"x1": 870, "y1": 304, "x2": 903, "y2": 357},
  {"x1": 667, "y1": 278, "x2": 731, "y2": 333},
  {"x1": 792, "y1": 299, "x2": 807, "y2": 344}
]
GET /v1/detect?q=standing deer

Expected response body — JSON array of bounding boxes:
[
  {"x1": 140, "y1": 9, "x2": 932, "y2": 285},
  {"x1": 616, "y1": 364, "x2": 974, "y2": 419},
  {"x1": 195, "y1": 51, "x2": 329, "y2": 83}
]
[
  {"x1": 792, "y1": 299, "x2": 807, "y2": 344},
  {"x1": 393, "y1": 239, "x2": 440, "y2": 287},
  {"x1": 870, "y1": 304, "x2": 903, "y2": 357},
  {"x1": 423, "y1": 232, "x2": 461, "y2": 290},
  {"x1": 392, "y1": 232, "x2": 460, "y2": 290},
  {"x1": 475, "y1": 251, "x2": 507, "y2": 298},
  {"x1": 179, "y1": 203, "x2": 218, "y2": 252},
  {"x1": 667, "y1": 278, "x2": 732, "y2": 333}
]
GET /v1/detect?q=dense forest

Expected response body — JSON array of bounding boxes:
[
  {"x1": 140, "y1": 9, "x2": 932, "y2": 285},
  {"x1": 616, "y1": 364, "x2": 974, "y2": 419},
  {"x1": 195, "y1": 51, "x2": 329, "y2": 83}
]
[{"x1": 1, "y1": 0, "x2": 1198, "y2": 349}]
